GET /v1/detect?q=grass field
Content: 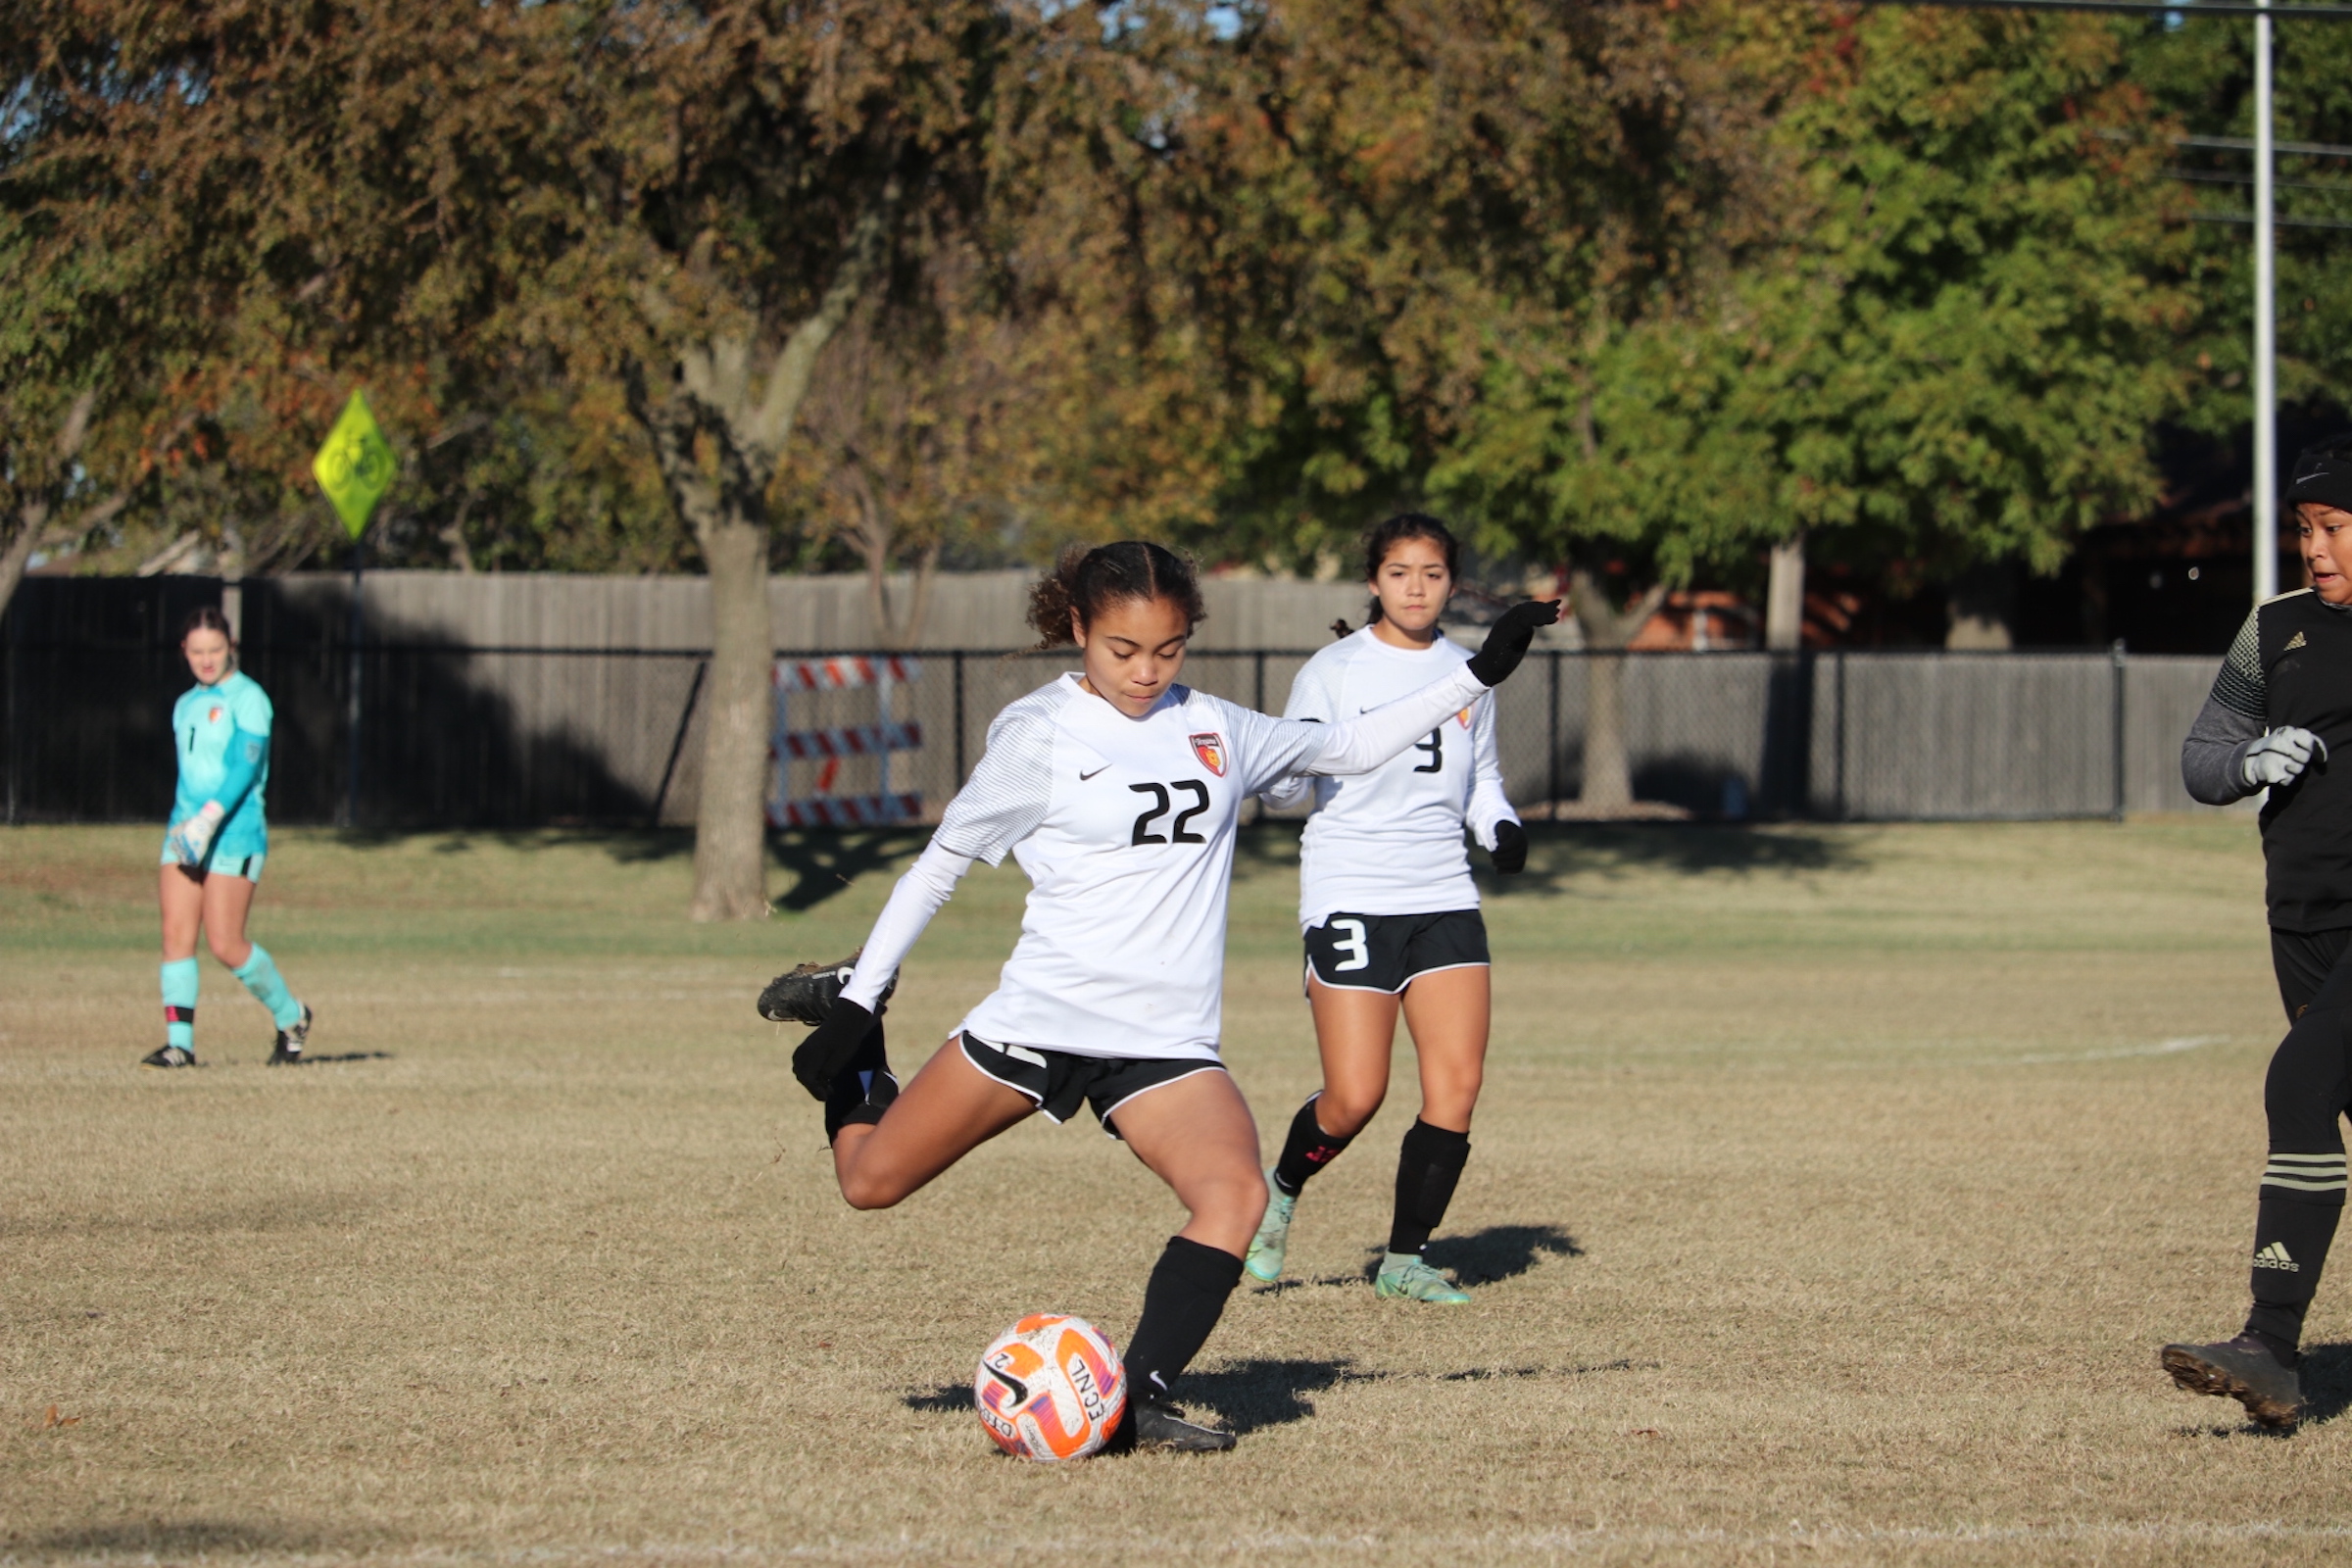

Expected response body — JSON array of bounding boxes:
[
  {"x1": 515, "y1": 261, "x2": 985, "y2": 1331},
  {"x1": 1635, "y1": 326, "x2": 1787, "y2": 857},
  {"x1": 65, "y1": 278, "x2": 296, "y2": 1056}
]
[{"x1": 3, "y1": 817, "x2": 2347, "y2": 1565}]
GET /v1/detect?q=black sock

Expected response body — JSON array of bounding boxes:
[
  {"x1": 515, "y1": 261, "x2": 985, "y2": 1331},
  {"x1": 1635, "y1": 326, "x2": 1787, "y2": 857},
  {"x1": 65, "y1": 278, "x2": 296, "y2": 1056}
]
[
  {"x1": 1388, "y1": 1119, "x2": 1471, "y2": 1256},
  {"x1": 822, "y1": 1025, "x2": 895, "y2": 1143},
  {"x1": 1271, "y1": 1095, "x2": 1355, "y2": 1197},
  {"x1": 2244, "y1": 1190, "x2": 2344, "y2": 1361},
  {"x1": 1121, "y1": 1236, "x2": 1244, "y2": 1406}
]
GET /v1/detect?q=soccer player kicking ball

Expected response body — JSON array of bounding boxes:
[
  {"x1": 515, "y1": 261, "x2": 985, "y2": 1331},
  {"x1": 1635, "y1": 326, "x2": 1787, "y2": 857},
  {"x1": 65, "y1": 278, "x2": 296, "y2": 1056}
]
[
  {"x1": 2164, "y1": 440, "x2": 2352, "y2": 1427},
  {"x1": 1245, "y1": 515, "x2": 1525, "y2": 1304},
  {"x1": 783, "y1": 542, "x2": 1556, "y2": 1451},
  {"x1": 149, "y1": 607, "x2": 313, "y2": 1069}
]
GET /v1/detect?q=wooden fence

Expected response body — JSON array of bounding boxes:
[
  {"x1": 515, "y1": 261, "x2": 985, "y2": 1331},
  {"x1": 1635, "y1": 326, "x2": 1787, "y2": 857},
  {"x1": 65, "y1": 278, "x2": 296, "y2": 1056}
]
[{"x1": 2, "y1": 575, "x2": 2239, "y2": 827}]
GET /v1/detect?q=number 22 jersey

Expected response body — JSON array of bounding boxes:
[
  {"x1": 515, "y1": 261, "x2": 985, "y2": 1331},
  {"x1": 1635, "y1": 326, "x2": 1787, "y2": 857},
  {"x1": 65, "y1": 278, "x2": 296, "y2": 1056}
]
[{"x1": 929, "y1": 672, "x2": 1333, "y2": 1062}]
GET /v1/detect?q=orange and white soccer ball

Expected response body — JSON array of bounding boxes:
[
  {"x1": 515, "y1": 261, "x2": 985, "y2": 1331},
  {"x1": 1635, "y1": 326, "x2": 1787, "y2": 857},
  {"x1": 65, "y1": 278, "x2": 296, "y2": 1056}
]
[{"x1": 974, "y1": 1313, "x2": 1127, "y2": 1461}]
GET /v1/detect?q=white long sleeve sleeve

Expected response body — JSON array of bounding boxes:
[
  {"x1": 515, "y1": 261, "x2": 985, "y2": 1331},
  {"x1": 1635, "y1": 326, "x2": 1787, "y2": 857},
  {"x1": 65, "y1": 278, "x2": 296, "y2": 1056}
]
[
  {"x1": 838, "y1": 839, "x2": 974, "y2": 1011},
  {"x1": 1305, "y1": 664, "x2": 1489, "y2": 776},
  {"x1": 1464, "y1": 691, "x2": 1518, "y2": 851}
]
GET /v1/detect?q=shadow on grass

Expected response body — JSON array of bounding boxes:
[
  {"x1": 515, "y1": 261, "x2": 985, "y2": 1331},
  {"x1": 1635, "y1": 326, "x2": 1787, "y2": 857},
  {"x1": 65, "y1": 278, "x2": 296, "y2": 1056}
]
[
  {"x1": 768, "y1": 827, "x2": 934, "y2": 912},
  {"x1": 2300, "y1": 1341, "x2": 2352, "y2": 1425},
  {"x1": 1360, "y1": 1223, "x2": 1584, "y2": 1286},
  {"x1": 903, "y1": 1358, "x2": 1365, "y2": 1437},
  {"x1": 904, "y1": 1352, "x2": 1653, "y2": 1436},
  {"x1": 281, "y1": 1051, "x2": 393, "y2": 1065},
  {"x1": 1234, "y1": 820, "x2": 1865, "y2": 892},
  {"x1": 329, "y1": 826, "x2": 698, "y2": 866},
  {"x1": 22, "y1": 1519, "x2": 355, "y2": 1556},
  {"x1": 1502, "y1": 822, "x2": 1862, "y2": 888},
  {"x1": 1173, "y1": 1357, "x2": 1374, "y2": 1433}
]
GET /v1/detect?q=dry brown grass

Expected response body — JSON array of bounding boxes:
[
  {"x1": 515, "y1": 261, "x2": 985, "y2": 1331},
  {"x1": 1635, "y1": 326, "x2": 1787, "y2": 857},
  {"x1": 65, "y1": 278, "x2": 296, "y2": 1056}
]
[{"x1": 3, "y1": 818, "x2": 2345, "y2": 1565}]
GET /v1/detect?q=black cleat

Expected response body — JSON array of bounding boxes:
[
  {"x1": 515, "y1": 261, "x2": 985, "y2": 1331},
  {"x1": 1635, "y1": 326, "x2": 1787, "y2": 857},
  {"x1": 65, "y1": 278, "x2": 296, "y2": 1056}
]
[
  {"x1": 141, "y1": 1045, "x2": 199, "y2": 1069},
  {"x1": 759, "y1": 956, "x2": 895, "y2": 1025},
  {"x1": 268, "y1": 1004, "x2": 313, "y2": 1065},
  {"x1": 2161, "y1": 1335, "x2": 2304, "y2": 1429},
  {"x1": 1129, "y1": 1399, "x2": 1236, "y2": 1452}
]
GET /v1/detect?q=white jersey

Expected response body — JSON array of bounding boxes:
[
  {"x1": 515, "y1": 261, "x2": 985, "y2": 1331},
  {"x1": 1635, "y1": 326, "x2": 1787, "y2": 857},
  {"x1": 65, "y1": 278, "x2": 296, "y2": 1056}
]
[
  {"x1": 1271, "y1": 627, "x2": 1517, "y2": 929},
  {"x1": 839, "y1": 662, "x2": 1493, "y2": 1062}
]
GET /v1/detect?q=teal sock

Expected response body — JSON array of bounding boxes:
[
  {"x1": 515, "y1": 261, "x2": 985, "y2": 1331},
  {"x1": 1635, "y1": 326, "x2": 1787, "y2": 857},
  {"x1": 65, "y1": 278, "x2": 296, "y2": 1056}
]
[
  {"x1": 161, "y1": 958, "x2": 198, "y2": 1049},
  {"x1": 231, "y1": 945, "x2": 303, "y2": 1030}
]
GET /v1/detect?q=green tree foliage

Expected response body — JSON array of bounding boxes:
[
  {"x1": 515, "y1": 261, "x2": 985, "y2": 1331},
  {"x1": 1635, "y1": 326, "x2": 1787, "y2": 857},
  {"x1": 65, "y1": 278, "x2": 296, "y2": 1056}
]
[
  {"x1": 2129, "y1": 15, "x2": 2352, "y2": 441},
  {"x1": 1440, "y1": 7, "x2": 2192, "y2": 599}
]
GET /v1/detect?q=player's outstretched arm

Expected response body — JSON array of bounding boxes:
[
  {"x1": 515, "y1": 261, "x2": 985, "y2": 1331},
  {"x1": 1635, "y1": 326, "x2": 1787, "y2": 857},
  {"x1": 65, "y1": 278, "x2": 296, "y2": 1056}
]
[{"x1": 1299, "y1": 600, "x2": 1561, "y2": 781}]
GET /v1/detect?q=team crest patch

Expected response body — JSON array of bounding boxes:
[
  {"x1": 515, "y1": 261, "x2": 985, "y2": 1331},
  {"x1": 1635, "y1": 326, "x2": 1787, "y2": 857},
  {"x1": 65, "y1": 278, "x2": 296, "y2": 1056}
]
[
  {"x1": 1455, "y1": 707, "x2": 1473, "y2": 729},
  {"x1": 1190, "y1": 732, "x2": 1228, "y2": 777},
  {"x1": 208, "y1": 707, "x2": 223, "y2": 723}
]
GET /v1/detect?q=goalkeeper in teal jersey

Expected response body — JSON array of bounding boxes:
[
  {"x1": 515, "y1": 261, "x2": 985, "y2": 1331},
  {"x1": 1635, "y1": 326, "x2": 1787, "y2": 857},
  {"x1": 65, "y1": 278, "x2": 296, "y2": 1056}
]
[{"x1": 148, "y1": 606, "x2": 312, "y2": 1068}]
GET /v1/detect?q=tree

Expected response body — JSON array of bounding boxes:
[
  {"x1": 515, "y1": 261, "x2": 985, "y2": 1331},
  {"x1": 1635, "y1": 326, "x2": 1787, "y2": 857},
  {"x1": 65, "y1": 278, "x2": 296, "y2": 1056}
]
[
  {"x1": 2129, "y1": 16, "x2": 2352, "y2": 466},
  {"x1": 495, "y1": 3, "x2": 1049, "y2": 919},
  {"x1": 1434, "y1": 6, "x2": 2190, "y2": 802}
]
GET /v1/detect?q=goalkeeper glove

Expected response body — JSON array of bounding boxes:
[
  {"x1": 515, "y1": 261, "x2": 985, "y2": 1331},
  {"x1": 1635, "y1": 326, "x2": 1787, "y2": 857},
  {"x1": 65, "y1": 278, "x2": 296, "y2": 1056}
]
[
  {"x1": 168, "y1": 802, "x2": 225, "y2": 865},
  {"x1": 2242, "y1": 727, "x2": 2328, "y2": 789}
]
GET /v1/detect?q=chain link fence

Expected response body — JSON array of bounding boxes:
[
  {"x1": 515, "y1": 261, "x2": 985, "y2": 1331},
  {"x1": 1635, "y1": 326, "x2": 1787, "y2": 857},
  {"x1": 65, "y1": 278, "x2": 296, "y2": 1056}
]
[{"x1": 3, "y1": 605, "x2": 2235, "y2": 828}]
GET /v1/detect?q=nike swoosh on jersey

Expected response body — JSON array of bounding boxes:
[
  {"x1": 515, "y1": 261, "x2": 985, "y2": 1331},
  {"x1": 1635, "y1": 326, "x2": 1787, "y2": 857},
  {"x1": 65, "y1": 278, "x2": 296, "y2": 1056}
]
[{"x1": 1079, "y1": 764, "x2": 1111, "y2": 780}]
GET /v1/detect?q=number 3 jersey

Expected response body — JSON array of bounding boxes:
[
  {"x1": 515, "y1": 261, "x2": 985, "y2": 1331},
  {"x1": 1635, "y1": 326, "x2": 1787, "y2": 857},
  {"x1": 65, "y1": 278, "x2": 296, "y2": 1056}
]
[
  {"x1": 839, "y1": 664, "x2": 1491, "y2": 1063},
  {"x1": 1270, "y1": 627, "x2": 1517, "y2": 930}
]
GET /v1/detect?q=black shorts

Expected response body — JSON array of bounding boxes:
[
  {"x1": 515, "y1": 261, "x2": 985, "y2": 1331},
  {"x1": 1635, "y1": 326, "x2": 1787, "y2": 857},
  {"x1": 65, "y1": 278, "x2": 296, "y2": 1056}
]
[
  {"x1": 959, "y1": 1032, "x2": 1223, "y2": 1139},
  {"x1": 1303, "y1": 908, "x2": 1490, "y2": 996},
  {"x1": 2276, "y1": 927, "x2": 2352, "y2": 1020}
]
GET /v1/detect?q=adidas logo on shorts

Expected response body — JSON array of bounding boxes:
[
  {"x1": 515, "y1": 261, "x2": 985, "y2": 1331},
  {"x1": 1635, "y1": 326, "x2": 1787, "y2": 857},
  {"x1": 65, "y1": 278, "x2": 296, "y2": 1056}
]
[
  {"x1": 2285, "y1": 631, "x2": 2309, "y2": 652},
  {"x1": 2253, "y1": 1242, "x2": 2300, "y2": 1273}
]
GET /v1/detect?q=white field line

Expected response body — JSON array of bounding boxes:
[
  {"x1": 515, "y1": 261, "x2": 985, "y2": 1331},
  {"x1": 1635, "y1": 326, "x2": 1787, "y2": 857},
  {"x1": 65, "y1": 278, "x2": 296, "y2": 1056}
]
[{"x1": 2007, "y1": 1033, "x2": 2228, "y2": 1065}]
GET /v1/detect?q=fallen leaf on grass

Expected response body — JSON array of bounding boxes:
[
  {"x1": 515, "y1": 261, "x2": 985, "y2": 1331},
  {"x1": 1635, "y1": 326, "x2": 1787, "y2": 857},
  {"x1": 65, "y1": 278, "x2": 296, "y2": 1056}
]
[
  {"x1": 1628, "y1": 1428, "x2": 1659, "y2": 1439},
  {"x1": 39, "y1": 1405, "x2": 81, "y2": 1430}
]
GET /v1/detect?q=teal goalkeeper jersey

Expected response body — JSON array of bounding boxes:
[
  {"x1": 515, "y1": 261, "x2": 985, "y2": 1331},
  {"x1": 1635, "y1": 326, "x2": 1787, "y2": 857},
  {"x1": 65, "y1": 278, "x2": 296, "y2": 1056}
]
[{"x1": 170, "y1": 670, "x2": 272, "y2": 858}]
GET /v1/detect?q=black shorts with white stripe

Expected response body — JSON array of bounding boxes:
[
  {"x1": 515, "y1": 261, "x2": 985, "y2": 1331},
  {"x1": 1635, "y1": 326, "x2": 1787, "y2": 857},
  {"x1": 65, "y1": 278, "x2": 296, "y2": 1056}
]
[
  {"x1": 958, "y1": 1032, "x2": 1223, "y2": 1139},
  {"x1": 1302, "y1": 908, "x2": 1489, "y2": 996}
]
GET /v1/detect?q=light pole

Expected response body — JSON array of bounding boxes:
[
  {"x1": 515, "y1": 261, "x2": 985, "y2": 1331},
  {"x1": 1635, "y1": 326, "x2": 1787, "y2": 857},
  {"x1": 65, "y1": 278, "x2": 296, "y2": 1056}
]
[
  {"x1": 1872, "y1": 1, "x2": 2352, "y2": 605},
  {"x1": 2254, "y1": 2, "x2": 2279, "y2": 600}
]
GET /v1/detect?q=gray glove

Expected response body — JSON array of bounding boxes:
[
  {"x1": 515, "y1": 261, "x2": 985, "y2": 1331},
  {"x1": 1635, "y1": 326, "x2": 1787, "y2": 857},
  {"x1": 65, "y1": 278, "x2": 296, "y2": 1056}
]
[{"x1": 2242, "y1": 727, "x2": 2329, "y2": 789}]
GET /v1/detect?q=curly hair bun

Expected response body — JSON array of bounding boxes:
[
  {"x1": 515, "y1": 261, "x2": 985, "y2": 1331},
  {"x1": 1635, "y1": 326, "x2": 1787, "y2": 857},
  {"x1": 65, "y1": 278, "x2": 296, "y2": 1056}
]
[{"x1": 1027, "y1": 542, "x2": 1207, "y2": 649}]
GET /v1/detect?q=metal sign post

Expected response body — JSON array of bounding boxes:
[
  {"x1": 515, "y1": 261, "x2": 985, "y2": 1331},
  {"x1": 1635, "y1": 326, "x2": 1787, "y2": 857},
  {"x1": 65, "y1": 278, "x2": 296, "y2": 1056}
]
[{"x1": 312, "y1": 392, "x2": 396, "y2": 828}]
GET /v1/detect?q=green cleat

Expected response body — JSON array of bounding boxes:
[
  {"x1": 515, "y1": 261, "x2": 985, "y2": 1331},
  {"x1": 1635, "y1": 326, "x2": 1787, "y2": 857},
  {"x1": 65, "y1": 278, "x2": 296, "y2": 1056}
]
[
  {"x1": 1375, "y1": 1251, "x2": 1471, "y2": 1304},
  {"x1": 1245, "y1": 1180, "x2": 1297, "y2": 1283}
]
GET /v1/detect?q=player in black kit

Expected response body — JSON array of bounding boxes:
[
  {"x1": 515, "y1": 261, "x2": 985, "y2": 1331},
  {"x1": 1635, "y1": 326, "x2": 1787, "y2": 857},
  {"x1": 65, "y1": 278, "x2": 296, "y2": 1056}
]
[{"x1": 2163, "y1": 439, "x2": 2352, "y2": 1427}]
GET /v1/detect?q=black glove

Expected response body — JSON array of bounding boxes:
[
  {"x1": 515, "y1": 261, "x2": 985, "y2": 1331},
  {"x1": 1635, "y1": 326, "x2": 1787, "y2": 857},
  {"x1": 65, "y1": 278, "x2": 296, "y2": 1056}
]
[
  {"x1": 791, "y1": 999, "x2": 879, "y2": 1102},
  {"x1": 1491, "y1": 819, "x2": 1528, "y2": 874},
  {"x1": 1466, "y1": 600, "x2": 1563, "y2": 687}
]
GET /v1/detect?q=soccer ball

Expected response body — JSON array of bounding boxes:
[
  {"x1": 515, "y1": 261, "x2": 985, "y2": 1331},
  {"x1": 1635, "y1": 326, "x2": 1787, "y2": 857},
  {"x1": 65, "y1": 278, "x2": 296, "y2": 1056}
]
[{"x1": 974, "y1": 1313, "x2": 1127, "y2": 1461}]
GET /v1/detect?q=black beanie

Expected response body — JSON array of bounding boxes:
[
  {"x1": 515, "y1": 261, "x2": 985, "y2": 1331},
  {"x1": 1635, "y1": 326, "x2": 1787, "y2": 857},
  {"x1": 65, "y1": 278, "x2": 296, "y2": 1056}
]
[{"x1": 2285, "y1": 439, "x2": 2352, "y2": 514}]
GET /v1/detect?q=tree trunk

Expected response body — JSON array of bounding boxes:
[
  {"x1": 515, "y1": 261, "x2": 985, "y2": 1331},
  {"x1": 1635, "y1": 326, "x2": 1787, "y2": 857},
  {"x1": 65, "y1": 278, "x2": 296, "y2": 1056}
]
[
  {"x1": 1582, "y1": 650, "x2": 1634, "y2": 810},
  {"x1": 627, "y1": 178, "x2": 899, "y2": 918},
  {"x1": 0, "y1": 500, "x2": 53, "y2": 627},
  {"x1": 1569, "y1": 568, "x2": 1667, "y2": 811},
  {"x1": 691, "y1": 517, "x2": 774, "y2": 921}
]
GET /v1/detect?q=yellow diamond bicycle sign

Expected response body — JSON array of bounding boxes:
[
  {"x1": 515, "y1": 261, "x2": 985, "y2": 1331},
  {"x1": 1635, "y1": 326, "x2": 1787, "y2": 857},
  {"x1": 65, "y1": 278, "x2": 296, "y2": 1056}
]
[{"x1": 312, "y1": 391, "x2": 396, "y2": 539}]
